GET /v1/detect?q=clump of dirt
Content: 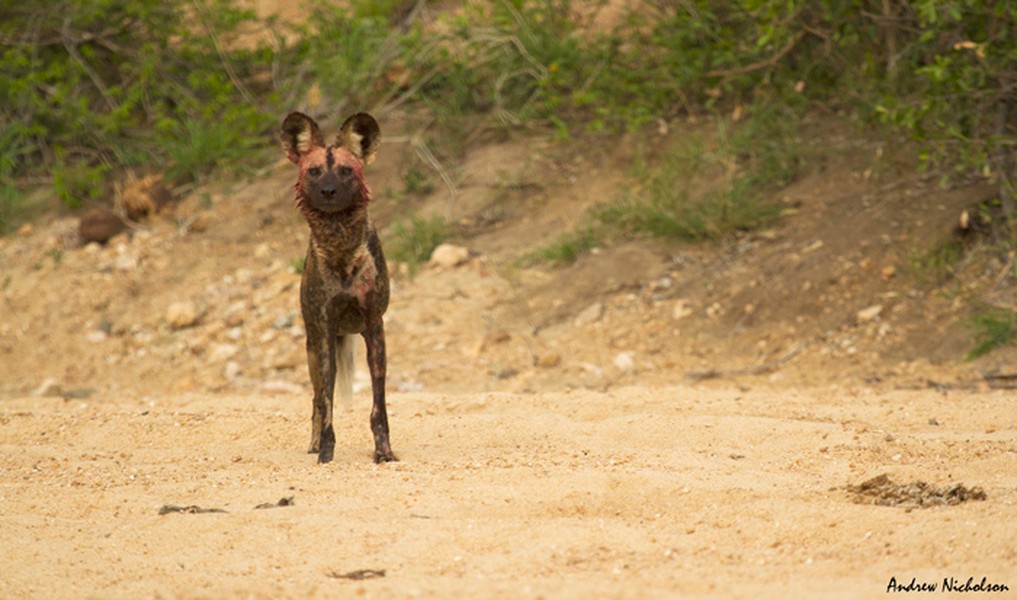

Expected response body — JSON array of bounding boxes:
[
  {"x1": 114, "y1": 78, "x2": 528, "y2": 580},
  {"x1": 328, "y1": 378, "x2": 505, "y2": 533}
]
[
  {"x1": 254, "y1": 496, "x2": 295, "y2": 509},
  {"x1": 846, "y1": 473, "x2": 987, "y2": 509}
]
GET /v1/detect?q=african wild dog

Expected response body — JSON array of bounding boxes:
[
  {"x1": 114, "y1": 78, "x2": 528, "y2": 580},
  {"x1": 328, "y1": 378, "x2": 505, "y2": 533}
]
[{"x1": 280, "y1": 111, "x2": 395, "y2": 464}]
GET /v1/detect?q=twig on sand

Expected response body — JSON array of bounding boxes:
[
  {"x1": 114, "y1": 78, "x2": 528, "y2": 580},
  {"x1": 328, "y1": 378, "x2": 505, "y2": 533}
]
[
  {"x1": 158, "y1": 504, "x2": 227, "y2": 515},
  {"x1": 327, "y1": 569, "x2": 387, "y2": 580}
]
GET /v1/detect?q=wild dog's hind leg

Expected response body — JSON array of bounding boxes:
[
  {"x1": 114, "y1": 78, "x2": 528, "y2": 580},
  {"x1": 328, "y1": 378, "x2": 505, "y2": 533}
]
[{"x1": 363, "y1": 315, "x2": 395, "y2": 463}]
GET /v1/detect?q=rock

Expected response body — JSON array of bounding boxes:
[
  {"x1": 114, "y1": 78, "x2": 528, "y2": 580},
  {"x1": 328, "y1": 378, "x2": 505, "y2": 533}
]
[
  {"x1": 185, "y1": 214, "x2": 208, "y2": 233},
  {"x1": 613, "y1": 352, "x2": 636, "y2": 374},
  {"x1": 272, "y1": 313, "x2": 296, "y2": 329},
  {"x1": 487, "y1": 330, "x2": 511, "y2": 345},
  {"x1": 166, "y1": 300, "x2": 202, "y2": 330},
  {"x1": 234, "y1": 268, "x2": 255, "y2": 286},
  {"x1": 429, "y1": 243, "x2": 470, "y2": 268},
  {"x1": 536, "y1": 352, "x2": 562, "y2": 368},
  {"x1": 33, "y1": 378, "x2": 63, "y2": 397},
  {"x1": 17, "y1": 223, "x2": 33, "y2": 236},
  {"x1": 802, "y1": 239, "x2": 824, "y2": 254},
  {"x1": 223, "y1": 361, "x2": 242, "y2": 381},
  {"x1": 493, "y1": 368, "x2": 519, "y2": 380},
  {"x1": 85, "y1": 330, "x2": 108, "y2": 344},
  {"x1": 113, "y1": 242, "x2": 139, "y2": 271},
  {"x1": 223, "y1": 301, "x2": 247, "y2": 327},
  {"x1": 650, "y1": 277, "x2": 673, "y2": 291},
  {"x1": 254, "y1": 243, "x2": 272, "y2": 259},
  {"x1": 857, "y1": 304, "x2": 883, "y2": 323},
  {"x1": 209, "y1": 343, "x2": 239, "y2": 362},
  {"x1": 672, "y1": 300, "x2": 693, "y2": 320},
  {"x1": 79, "y1": 208, "x2": 127, "y2": 245},
  {"x1": 574, "y1": 302, "x2": 604, "y2": 327}
]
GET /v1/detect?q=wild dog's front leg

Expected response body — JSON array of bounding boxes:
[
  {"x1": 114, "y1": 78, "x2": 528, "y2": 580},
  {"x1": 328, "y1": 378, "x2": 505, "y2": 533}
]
[
  {"x1": 305, "y1": 320, "x2": 338, "y2": 464},
  {"x1": 363, "y1": 314, "x2": 395, "y2": 463},
  {"x1": 306, "y1": 344, "x2": 323, "y2": 454}
]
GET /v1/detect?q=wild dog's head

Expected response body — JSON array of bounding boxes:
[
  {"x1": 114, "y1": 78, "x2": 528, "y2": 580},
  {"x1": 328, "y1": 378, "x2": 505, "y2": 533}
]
[{"x1": 280, "y1": 112, "x2": 380, "y2": 215}]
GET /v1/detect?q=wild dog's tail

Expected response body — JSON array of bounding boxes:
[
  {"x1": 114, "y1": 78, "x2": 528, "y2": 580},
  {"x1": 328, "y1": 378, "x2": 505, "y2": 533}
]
[{"x1": 337, "y1": 334, "x2": 356, "y2": 408}]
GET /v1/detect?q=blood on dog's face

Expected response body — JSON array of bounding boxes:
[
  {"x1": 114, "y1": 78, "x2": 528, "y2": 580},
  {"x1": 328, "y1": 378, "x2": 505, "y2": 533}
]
[
  {"x1": 281, "y1": 112, "x2": 380, "y2": 216},
  {"x1": 294, "y1": 145, "x2": 367, "y2": 214}
]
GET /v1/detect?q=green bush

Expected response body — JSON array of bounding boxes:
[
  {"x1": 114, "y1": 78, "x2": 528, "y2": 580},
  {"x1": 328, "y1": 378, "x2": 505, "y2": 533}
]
[
  {"x1": 520, "y1": 227, "x2": 599, "y2": 267},
  {"x1": 1, "y1": 0, "x2": 1015, "y2": 240},
  {"x1": 297, "y1": 0, "x2": 425, "y2": 114},
  {"x1": 0, "y1": 0, "x2": 283, "y2": 203},
  {"x1": 386, "y1": 214, "x2": 449, "y2": 274},
  {"x1": 0, "y1": 127, "x2": 24, "y2": 231},
  {"x1": 968, "y1": 309, "x2": 1017, "y2": 359},
  {"x1": 884, "y1": 4, "x2": 1016, "y2": 231},
  {"x1": 596, "y1": 106, "x2": 800, "y2": 241}
]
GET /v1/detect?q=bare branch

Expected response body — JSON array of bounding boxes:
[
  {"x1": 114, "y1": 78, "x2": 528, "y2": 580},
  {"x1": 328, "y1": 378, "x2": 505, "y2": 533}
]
[
  {"x1": 704, "y1": 29, "x2": 806, "y2": 79},
  {"x1": 61, "y1": 15, "x2": 117, "y2": 112},
  {"x1": 189, "y1": 0, "x2": 256, "y2": 106}
]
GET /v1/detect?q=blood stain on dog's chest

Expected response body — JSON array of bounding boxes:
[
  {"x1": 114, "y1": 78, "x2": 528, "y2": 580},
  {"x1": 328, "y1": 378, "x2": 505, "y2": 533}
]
[{"x1": 348, "y1": 244, "x2": 378, "y2": 297}]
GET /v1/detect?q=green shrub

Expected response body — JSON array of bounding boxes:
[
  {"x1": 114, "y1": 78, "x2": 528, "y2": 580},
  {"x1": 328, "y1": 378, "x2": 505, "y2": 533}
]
[
  {"x1": 401, "y1": 166, "x2": 435, "y2": 197},
  {"x1": 51, "y1": 160, "x2": 108, "y2": 208},
  {"x1": 298, "y1": 0, "x2": 423, "y2": 114},
  {"x1": 386, "y1": 214, "x2": 449, "y2": 274},
  {"x1": 907, "y1": 239, "x2": 965, "y2": 285},
  {"x1": 967, "y1": 309, "x2": 1017, "y2": 359},
  {"x1": 519, "y1": 227, "x2": 599, "y2": 267},
  {"x1": 0, "y1": 128, "x2": 24, "y2": 232},
  {"x1": 0, "y1": 0, "x2": 282, "y2": 205},
  {"x1": 596, "y1": 105, "x2": 800, "y2": 241}
]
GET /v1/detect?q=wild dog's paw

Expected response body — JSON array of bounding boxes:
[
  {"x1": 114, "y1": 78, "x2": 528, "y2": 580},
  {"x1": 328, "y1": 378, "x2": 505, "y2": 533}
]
[
  {"x1": 317, "y1": 447, "x2": 335, "y2": 464},
  {"x1": 373, "y1": 449, "x2": 397, "y2": 464}
]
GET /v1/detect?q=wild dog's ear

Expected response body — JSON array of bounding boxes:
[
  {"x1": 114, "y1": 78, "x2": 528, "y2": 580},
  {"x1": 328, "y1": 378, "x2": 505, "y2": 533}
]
[
  {"x1": 336, "y1": 113, "x2": 380, "y2": 165},
  {"x1": 280, "y1": 112, "x2": 324, "y2": 164}
]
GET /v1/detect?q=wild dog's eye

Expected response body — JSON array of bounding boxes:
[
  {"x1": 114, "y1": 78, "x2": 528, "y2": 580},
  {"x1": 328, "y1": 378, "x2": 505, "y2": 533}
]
[
  {"x1": 307, "y1": 166, "x2": 323, "y2": 177},
  {"x1": 339, "y1": 166, "x2": 353, "y2": 177}
]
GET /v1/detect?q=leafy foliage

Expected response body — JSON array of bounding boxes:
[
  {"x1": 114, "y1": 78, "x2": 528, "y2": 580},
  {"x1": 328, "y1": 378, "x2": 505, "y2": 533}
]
[
  {"x1": 4, "y1": 0, "x2": 1014, "y2": 217},
  {"x1": 873, "y1": 2, "x2": 1017, "y2": 224},
  {"x1": 386, "y1": 214, "x2": 449, "y2": 275},
  {"x1": 967, "y1": 309, "x2": 1017, "y2": 359},
  {"x1": 520, "y1": 227, "x2": 598, "y2": 267},
  {"x1": 596, "y1": 107, "x2": 800, "y2": 241},
  {"x1": 0, "y1": 0, "x2": 281, "y2": 204}
]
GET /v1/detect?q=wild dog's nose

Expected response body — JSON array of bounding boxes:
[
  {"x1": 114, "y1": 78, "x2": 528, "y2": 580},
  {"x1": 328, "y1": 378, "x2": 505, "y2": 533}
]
[{"x1": 320, "y1": 183, "x2": 336, "y2": 198}]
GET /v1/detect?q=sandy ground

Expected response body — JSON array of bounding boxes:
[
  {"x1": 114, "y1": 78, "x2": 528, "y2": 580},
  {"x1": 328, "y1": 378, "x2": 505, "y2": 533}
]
[{"x1": 2, "y1": 383, "x2": 1015, "y2": 599}]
